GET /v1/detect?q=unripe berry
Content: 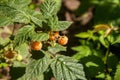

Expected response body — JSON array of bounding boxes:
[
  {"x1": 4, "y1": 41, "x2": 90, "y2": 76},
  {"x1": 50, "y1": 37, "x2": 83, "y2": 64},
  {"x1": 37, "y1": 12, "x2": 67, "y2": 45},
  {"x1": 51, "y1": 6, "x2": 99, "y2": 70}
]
[
  {"x1": 16, "y1": 54, "x2": 22, "y2": 61},
  {"x1": 31, "y1": 41, "x2": 42, "y2": 51},
  {"x1": 58, "y1": 36, "x2": 68, "y2": 45}
]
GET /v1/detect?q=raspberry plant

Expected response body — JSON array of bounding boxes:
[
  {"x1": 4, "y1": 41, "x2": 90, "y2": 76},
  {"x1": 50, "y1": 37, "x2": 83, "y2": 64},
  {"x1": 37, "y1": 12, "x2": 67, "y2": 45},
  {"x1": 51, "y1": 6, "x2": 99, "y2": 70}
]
[
  {"x1": 0, "y1": 0, "x2": 86, "y2": 80},
  {"x1": 72, "y1": 0, "x2": 120, "y2": 80},
  {"x1": 72, "y1": 24, "x2": 120, "y2": 80}
]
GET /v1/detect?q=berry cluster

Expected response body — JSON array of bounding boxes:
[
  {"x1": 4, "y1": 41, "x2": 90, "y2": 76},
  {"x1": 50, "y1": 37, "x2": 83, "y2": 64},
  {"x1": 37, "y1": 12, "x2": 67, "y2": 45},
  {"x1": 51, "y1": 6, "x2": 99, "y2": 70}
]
[
  {"x1": 31, "y1": 31, "x2": 68, "y2": 51},
  {"x1": 3, "y1": 32, "x2": 68, "y2": 60}
]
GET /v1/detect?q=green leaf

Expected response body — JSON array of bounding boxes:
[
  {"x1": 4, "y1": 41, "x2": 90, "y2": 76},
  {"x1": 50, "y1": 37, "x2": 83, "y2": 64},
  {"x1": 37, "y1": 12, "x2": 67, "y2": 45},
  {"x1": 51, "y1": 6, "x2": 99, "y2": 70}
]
[
  {"x1": 0, "y1": 0, "x2": 31, "y2": 9},
  {"x1": 75, "y1": 31, "x2": 92, "y2": 38},
  {"x1": 0, "y1": 5, "x2": 16, "y2": 27},
  {"x1": 72, "y1": 46, "x2": 92, "y2": 59},
  {"x1": 96, "y1": 73, "x2": 105, "y2": 79},
  {"x1": 105, "y1": 74, "x2": 112, "y2": 80},
  {"x1": 0, "y1": 0, "x2": 31, "y2": 27},
  {"x1": 99, "y1": 35, "x2": 109, "y2": 48},
  {"x1": 106, "y1": 54, "x2": 119, "y2": 70},
  {"x1": 14, "y1": 8, "x2": 30, "y2": 23},
  {"x1": 13, "y1": 61, "x2": 26, "y2": 67},
  {"x1": 15, "y1": 43, "x2": 29, "y2": 59},
  {"x1": 80, "y1": 55, "x2": 105, "y2": 78},
  {"x1": 0, "y1": 63, "x2": 8, "y2": 68},
  {"x1": 51, "y1": 55, "x2": 86, "y2": 80},
  {"x1": 48, "y1": 43, "x2": 66, "y2": 54},
  {"x1": 56, "y1": 21, "x2": 72, "y2": 31},
  {"x1": 0, "y1": 15, "x2": 12, "y2": 27},
  {"x1": 107, "y1": 34, "x2": 115, "y2": 44},
  {"x1": 103, "y1": 0, "x2": 120, "y2": 4},
  {"x1": 17, "y1": 74, "x2": 44, "y2": 80},
  {"x1": 31, "y1": 32, "x2": 49, "y2": 41},
  {"x1": 53, "y1": 0, "x2": 62, "y2": 11},
  {"x1": 29, "y1": 10, "x2": 44, "y2": 27},
  {"x1": 94, "y1": 2, "x2": 120, "y2": 25},
  {"x1": 47, "y1": 15, "x2": 59, "y2": 31},
  {"x1": 0, "y1": 37, "x2": 10, "y2": 46},
  {"x1": 40, "y1": 0, "x2": 58, "y2": 18},
  {"x1": 76, "y1": 32, "x2": 90, "y2": 38},
  {"x1": 24, "y1": 52, "x2": 51, "y2": 80},
  {"x1": 112, "y1": 35, "x2": 120, "y2": 44},
  {"x1": 13, "y1": 25, "x2": 34, "y2": 47},
  {"x1": 47, "y1": 15, "x2": 71, "y2": 31},
  {"x1": 114, "y1": 63, "x2": 120, "y2": 80},
  {"x1": 0, "y1": 8, "x2": 29, "y2": 27}
]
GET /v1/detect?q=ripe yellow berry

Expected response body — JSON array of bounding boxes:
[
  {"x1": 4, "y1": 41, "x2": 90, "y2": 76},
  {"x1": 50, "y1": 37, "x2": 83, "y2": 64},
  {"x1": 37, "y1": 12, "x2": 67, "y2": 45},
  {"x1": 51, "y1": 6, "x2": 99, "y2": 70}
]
[
  {"x1": 49, "y1": 31, "x2": 59, "y2": 41},
  {"x1": 49, "y1": 34, "x2": 56, "y2": 41},
  {"x1": 58, "y1": 36, "x2": 68, "y2": 45},
  {"x1": 31, "y1": 41, "x2": 42, "y2": 50},
  {"x1": 54, "y1": 31, "x2": 59, "y2": 38}
]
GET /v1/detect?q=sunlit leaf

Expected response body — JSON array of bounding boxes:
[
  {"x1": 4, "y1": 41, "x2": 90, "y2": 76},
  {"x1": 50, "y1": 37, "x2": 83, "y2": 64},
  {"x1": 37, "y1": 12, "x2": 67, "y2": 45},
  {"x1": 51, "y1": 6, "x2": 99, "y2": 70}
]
[
  {"x1": 13, "y1": 25, "x2": 34, "y2": 47},
  {"x1": 31, "y1": 32, "x2": 49, "y2": 41},
  {"x1": 99, "y1": 35, "x2": 109, "y2": 48},
  {"x1": 29, "y1": 10, "x2": 44, "y2": 27},
  {"x1": 23, "y1": 52, "x2": 51, "y2": 80},
  {"x1": 0, "y1": 0, "x2": 31, "y2": 9},
  {"x1": 114, "y1": 63, "x2": 120, "y2": 80},
  {"x1": 75, "y1": 31, "x2": 92, "y2": 38},
  {"x1": 40, "y1": 0, "x2": 58, "y2": 18},
  {"x1": 0, "y1": 0, "x2": 31, "y2": 27},
  {"x1": 56, "y1": 21, "x2": 72, "y2": 31},
  {"x1": 51, "y1": 55, "x2": 86, "y2": 80},
  {"x1": 72, "y1": 46, "x2": 92, "y2": 59},
  {"x1": 48, "y1": 43, "x2": 66, "y2": 54},
  {"x1": 15, "y1": 43, "x2": 29, "y2": 59}
]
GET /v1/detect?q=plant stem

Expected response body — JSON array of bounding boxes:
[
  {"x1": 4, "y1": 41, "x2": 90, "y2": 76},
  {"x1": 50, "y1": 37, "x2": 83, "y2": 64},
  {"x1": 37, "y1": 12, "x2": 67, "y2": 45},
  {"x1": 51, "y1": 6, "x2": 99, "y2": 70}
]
[
  {"x1": 104, "y1": 48, "x2": 109, "y2": 64},
  {"x1": 104, "y1": 48, "x2": 110, "y2": 79},
  {"x1": 12, "y1": 23, "x2": 16, "y2": 35}
]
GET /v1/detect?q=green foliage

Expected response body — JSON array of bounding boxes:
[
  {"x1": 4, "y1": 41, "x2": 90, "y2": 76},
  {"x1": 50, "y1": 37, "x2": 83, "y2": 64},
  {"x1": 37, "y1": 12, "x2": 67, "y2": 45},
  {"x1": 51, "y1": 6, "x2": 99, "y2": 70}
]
[
  {"x1": 0, "y1": 63, "x2": 8, "y2": 68},
  {"x1": 112, "y1": 35, "x2": 120, "y2": 44},
  {"x1": 114, "y1": 63, "x2": 120, "y2": 80},
  {"x1": 57, "y1": 21, "x2": 72, "y2": 31},
  {"x1": 0, "y1": 0, "x2": 31, "y2": 27},
  {"x1": 0, "y1": 0, "x2": 86, "y2": 80},
  {"x1": 99, "y1": 35, "x2": 109, "y2": 48},
  {"x1": 13, "y1": 25, "x2": 34, "y2": 47},
  {"x1": 29, "y1": 11, "x2": 44, "y2": 27},
  {"x1": 75, "y1": 31, "x2": 92, "y2": 39},
  {"x1": 15, "y1": 43, "x2": 29, "y2": 59},
  {"x1": 48, "y1": 43, "x2": 66, "y2": 54},
  {"x1": 72, "y1": 46, "x2": 92, "y2": 59},
  {"x1": 51, "y1": 55, "x2": 86, "y2": 80},
  {"x1": 76, "y1": 0, "x2": 120, "y2": 25},
  {"x1": 31, "y1": 32, "x2": 49, "y2": 41},
  {"x1": 73, "y1": 23, "x2": 120, "y2": 79},
  {"x1": 0, "y1": 0, "x2": 31, "y2": 9},
  {"x1": 80, "y1": 55, "x2": 105, "y2": 78},
  {"x1": 40, "y1": 0, "x2": 58, "y2": 18},
  {"x1": 47, "y1": 15, "x2": 72, "y2": 31},
  {"x1": 0, "y1": 15, "x2": 12, "y2": 27},
  {"x1": 23, "y1": 52, "x2": 51, "y2": 80}
]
